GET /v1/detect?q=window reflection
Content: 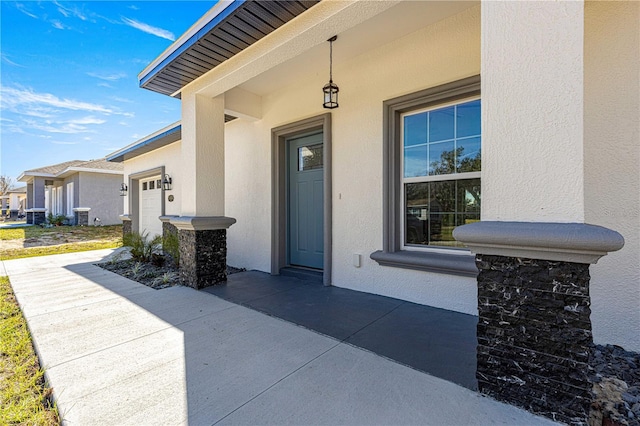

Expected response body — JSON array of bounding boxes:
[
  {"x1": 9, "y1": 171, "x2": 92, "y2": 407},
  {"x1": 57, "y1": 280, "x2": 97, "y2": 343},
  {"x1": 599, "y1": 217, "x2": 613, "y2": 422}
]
[{"x1": 298, "y1": 143, "x2": 323, "y2": 171}]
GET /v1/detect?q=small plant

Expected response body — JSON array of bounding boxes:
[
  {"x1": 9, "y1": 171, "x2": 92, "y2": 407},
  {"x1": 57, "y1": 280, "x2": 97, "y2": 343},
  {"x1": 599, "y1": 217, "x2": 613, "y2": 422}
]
[
  {"x1": 46, "y1": 213, "x2": 67, "y2": 226},
  {"x1": 123, "y1": 231, "x2": 163, "y2": 263},
  {"x1": 154, "y1": 271, "x2": 177, "y2": 287},
  {"x1": 131, "y1": 262, "x2": 142, "y2": 277},
  {"x1": 162, "y1": 231, "x2": 180, "y2": 267}
]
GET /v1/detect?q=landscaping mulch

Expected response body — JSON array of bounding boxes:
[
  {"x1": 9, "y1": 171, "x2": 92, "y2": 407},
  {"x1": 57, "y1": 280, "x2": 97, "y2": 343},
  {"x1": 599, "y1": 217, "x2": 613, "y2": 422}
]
[{"x1": 97, "y1": 250, "x2": 245, "y2": 290}]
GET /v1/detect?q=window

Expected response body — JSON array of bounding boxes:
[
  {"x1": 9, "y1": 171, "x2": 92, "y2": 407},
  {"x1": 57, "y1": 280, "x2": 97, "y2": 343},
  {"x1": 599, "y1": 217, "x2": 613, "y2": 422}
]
[
  {"x1": 370, "y1": 76, "x2": 480, "y2": 276},
  {"x1": 66, "y1": 182, "x2": 74, "y2": 216},
  {"x1": 402, "y1": 99, "x2": 481, "y2": 248}
]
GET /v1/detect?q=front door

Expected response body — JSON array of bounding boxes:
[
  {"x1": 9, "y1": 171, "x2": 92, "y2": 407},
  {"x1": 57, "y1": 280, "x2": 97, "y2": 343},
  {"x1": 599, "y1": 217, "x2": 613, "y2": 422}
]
[{"x1": 287, "y1": 132, "x2": 324, "y2": 269}]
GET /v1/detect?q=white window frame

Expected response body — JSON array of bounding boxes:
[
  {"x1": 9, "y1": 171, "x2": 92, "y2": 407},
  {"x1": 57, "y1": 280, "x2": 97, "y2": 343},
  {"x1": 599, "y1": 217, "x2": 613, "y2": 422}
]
[
  {"x1": 66, "y1": 182, "x2": 74, "y2": 217},
  {"x1": 399, "y1": 96, "x2": 481, "y2": 252}
]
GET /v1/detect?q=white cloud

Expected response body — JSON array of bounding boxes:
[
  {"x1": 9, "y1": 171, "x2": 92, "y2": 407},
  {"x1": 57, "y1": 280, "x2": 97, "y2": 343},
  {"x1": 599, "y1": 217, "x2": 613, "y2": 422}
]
[
  {"x1": 53, "y1": 1, "x2": 87, "y2": 21},
  {"x1": 51, "y1": 20, "x2": 70, "y2": 30},
  {"x1": 110, "y1": 96, "x2": 133, "y2": 104},
  {"x1": 15, "y1": 3, "x2": 38, "y2": 19},
  {"x1": 122, "y1": 17, "x2": 175, "y2": 41},
  {"x1": 1, "y1": 54, "x2": 24, "y2": 68},
  {"x1": 88, "y1": 72, "x2": 127, "y2": 81},
  {"x1": 68, "y1": 117, "x2": 106, "y2": 125},
  {"x1": 0, "y1": 85, "x2": 113, "y2": 114}
]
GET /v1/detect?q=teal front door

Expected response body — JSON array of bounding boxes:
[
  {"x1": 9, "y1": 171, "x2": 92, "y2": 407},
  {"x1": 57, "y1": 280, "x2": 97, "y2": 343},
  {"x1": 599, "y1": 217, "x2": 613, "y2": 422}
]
[{"x1": 288, "y1": 132, "x2": 324, "y2": 269}]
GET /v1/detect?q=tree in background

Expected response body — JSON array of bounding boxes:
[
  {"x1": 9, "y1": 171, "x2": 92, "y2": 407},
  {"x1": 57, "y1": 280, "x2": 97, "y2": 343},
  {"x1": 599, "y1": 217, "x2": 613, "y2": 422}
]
[{"x1": 0, "y1": 175, "x2": 14, "y2": 196}]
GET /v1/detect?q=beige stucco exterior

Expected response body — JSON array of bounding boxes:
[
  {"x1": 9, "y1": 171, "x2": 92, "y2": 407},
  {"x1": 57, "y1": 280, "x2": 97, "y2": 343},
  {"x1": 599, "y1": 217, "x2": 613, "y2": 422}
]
[{"x1": 120, "y1": 1, "x2": 639, "y2": 351}]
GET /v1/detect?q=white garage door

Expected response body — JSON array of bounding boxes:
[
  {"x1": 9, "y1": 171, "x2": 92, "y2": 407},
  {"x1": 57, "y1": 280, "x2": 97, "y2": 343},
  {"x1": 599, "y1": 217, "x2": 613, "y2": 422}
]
[{"x1": 139, "y1": 176, "x2": 162, "y2": 238}]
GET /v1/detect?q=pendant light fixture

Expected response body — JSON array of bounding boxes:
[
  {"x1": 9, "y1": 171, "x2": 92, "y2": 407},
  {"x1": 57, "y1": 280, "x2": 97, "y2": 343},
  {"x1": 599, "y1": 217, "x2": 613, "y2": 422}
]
[{"x1": 322, "y1": 35, "x2": 339, "y2": 109}]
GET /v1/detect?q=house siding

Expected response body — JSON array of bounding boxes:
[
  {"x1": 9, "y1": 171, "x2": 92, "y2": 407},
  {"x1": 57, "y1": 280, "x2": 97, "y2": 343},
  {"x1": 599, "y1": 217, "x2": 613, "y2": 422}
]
[
  {"x1": 584, "y1": 1, "x2": 640, "y2": 351},
  {"x1": 77, "y1": 172, "x2": 123, "y2": 225}
]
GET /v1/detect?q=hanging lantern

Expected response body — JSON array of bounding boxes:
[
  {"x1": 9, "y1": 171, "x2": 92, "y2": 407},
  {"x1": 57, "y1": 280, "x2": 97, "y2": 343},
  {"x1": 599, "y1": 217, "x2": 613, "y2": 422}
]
[
  {"x1": 323, "y1": 35, "x2": 339, "y2": 109},
  {"x1": 119, "y1": 183, "x2": 128, "y2": 197}
]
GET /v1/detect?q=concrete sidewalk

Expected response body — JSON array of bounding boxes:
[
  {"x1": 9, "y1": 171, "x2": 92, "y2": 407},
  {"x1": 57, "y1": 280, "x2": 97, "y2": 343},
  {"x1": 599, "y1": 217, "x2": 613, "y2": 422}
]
[{"x1": 2, "y1": 250, "x2": 558, "y2": 426}]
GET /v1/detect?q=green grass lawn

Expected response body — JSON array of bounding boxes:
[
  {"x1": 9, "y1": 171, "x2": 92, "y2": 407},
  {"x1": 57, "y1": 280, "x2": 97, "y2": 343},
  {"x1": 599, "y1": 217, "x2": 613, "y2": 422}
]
[
  {"x1": 0, "y1": 276, "x2": 59, "y2": 425},
  {"x1": 0, "y1": 225, "x2": 122, "y2": 261}
]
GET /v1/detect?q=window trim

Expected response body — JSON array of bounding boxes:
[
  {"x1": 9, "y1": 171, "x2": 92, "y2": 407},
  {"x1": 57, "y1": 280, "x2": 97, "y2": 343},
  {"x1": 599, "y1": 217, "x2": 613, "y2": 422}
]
[{"x1": 370, "y1": 75, "x2": 480, "y2": 277}]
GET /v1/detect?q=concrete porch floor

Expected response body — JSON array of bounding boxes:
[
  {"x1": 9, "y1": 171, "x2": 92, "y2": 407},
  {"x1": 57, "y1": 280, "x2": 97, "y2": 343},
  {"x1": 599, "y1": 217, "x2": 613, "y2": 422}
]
[
  {"x1": 1, "y1": 249, "x2": 558, "y2": 425},
  {"x1": 207, "y1": 270, "x2": 478, "y2": 391}
]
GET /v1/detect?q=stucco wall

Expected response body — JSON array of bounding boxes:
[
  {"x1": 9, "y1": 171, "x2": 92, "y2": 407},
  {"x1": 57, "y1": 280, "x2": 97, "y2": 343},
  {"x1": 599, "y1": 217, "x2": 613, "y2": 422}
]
[
  {"x1": 584, "y1": 1, "x2": 640, "y2": 351},
  {"x1": 224, "y1": 6, "x2": 481, "y2": 314},
  {"x1": 122, "y1": 140, "x2": 182, "y2": 218},
  {"x1": 77, "y1": 172, "x2": 124, "y2": 225},
  {"x1": 481, "y1": 0, "x2": 585, "y2": 222}
]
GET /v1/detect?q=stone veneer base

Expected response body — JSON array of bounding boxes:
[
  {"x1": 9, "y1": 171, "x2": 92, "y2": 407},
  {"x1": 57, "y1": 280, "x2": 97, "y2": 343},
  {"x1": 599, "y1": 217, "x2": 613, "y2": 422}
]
[
  {"x1": 74, "y1": 211, "x2": 89, "y2": 226},
  {"x1": 476, "y1": 254, "x2": 593, "y2": 424},
  {"x1": 179, "y1": 229, "x2": 227, "y2": 289}
]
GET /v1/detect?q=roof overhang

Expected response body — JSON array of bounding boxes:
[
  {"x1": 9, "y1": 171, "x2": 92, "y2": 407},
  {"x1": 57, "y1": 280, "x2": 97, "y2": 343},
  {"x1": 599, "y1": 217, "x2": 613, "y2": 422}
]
[
  {"x1": 107, "y1": 122, "x2": 182, "y2": 163},
  {"x1": 139, "y1": 0, "x2": 320, "y2": 97},
  {"x1": 17, "y1": 172, "x2": 54, "y2": 183},
  {"x1": 57, "y1": 167, "x2": 123, "y2": 179}
]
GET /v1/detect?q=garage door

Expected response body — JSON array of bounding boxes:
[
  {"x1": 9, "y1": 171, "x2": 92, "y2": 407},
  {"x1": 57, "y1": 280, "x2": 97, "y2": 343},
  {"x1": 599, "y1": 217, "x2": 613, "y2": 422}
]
[{"x1": 140, "y1": 176, "x2": 162, "y2": 238}]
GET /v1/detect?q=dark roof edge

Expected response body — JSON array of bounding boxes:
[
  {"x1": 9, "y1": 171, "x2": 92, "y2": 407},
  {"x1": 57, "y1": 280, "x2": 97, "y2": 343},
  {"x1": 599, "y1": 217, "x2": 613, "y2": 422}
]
[
  {"x1": 107, "y1": 123, "x2": 182, "y2": 163},
  {"x1": 139, "y1": 0, "x2": 245, "y2": 92}
]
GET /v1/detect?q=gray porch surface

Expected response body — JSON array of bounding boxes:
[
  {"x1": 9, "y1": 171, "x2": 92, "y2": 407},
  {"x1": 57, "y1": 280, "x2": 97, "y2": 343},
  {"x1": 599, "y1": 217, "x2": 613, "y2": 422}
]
[{"x1": 2, "y1": 249, "x2": 559, "y2": 426}]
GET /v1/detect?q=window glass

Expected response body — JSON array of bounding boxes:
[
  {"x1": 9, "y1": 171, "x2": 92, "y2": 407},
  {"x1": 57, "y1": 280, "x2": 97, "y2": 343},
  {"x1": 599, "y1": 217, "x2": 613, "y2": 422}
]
[
  {"x1": 157, "y1": 179, "x2": 162, "y2": 188},
  {"x1": 456, "y1": 99, "x2": 481, "y2": 138},
  {"x1": 404, "y1": 113, "x2": 427, "y2": 147},
  {"x1": 404, "y1": 145, "x2": 427, "y2": 178},
  {"x1": 142, "y1": 182, "x2": 147, "y2": 191},
  {"x1": 428, "y1": 141, "x2": 455, "y2": 175},
  {"x1": 149, "y1": 180, "x2": 155, "y2": 190},
  {"x1": 405, "y1": 178, "x2": 480, "y2": 247},
  {"x1": 429, "y1": 105, "x2": 455, "y2": 142},
  {"x1": 298, "y1": 143, "x2": 323, "y2": 171},
  {"x1": 402, "y1": 98, "x2": 481, "y2": 248}
]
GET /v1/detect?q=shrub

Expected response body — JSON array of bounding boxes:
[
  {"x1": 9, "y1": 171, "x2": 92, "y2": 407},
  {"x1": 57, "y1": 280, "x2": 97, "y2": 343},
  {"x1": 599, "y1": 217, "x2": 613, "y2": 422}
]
[
  {"x1": 162, "y1": 231, "x2": 180, "y2": 267},
  {"x1": 123, "y1": 231, "x2": 162, "y2": 263},
  {"x1": 46, "y1": 213, "x2": 67, "y2": 226}
]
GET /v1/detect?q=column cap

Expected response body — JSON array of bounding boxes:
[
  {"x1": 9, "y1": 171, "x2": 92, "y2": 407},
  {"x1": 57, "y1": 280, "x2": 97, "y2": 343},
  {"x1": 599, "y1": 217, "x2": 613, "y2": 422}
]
[
  {"x1": 73, "y1": 207, "x2": 91, "y2": 212},
  {"x1": 453, "y1": 221, "x2": 624, "y2": 264},
  {"x1": 119, "y1": 214, "x2": 132, "y2": 221},
  {"x1": 159, "y1": 215, "x2": 179, "y2": 223},
  {"x1": 170, "y1": 216, "x2": 236, "y2": 231},
  {"x1": 25, "y1": 208, "x2": 47, "y2": 212}
]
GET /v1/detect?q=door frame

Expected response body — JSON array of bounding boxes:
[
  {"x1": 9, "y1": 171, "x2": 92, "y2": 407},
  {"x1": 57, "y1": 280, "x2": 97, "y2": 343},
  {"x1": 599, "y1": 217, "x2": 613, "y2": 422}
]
[{"x1": 271, "y1": 113, "x2": 332, "y2": 286}]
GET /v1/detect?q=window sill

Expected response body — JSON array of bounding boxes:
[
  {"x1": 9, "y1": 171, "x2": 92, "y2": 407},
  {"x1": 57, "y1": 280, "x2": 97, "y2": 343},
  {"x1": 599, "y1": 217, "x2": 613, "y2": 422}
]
[{"x1": 370, "y1": 249, "x2": 478, "y2": 277}]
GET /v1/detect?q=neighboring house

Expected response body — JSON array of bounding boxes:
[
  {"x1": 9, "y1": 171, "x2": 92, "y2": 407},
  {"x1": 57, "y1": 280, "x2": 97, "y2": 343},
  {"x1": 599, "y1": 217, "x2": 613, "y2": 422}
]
[
  {"x1": 1, "y1": 186, "x2": 27, "y2": 220},
  {"x1": 17, "y1": 159, "x2": 124, "y2": 226},
  {"x1": 108, "y1": 2, "x2": 638, "y2": 422}
]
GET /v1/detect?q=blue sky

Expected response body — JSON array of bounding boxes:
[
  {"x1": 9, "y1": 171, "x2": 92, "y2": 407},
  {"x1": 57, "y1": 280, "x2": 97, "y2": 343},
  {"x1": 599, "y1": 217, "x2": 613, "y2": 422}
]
[{"x1": 1, "y1": 1, "x2": 215, "y2": 183}]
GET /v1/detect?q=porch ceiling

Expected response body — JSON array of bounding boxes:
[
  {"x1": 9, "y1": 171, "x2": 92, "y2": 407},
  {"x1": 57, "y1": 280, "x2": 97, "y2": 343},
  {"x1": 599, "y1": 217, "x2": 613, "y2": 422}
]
[
  {"x1": 139, "y1": 0, "x2": 320, "y2": 97},
  {"x1": 238, "y1": 1, "x2": 478, "y2": 97}
]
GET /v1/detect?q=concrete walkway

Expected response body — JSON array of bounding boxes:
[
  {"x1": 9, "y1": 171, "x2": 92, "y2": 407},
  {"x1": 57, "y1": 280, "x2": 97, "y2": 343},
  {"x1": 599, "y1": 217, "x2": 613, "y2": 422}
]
[{"x1": 2, "y1": 250, "x2": 559, "y2": 426}]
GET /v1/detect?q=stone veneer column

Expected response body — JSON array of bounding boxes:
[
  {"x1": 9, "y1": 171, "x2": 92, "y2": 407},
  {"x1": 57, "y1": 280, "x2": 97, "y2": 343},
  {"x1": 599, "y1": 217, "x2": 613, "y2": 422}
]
[
  {"x1": 26, "y1": 208, "x2": 47, "y2": 225},
  {"x1": 120, "y1": 215, "x2": 132, "y2": 238},
  {"x1": 73, "y1": 208, "x2": 90, "y2": 226},
  {"x1": 170, "y1": 216, "x2": 236, "y2": 289},
  {"x1": 454, "y1": 222, "x2": 624, "y2": 424}
]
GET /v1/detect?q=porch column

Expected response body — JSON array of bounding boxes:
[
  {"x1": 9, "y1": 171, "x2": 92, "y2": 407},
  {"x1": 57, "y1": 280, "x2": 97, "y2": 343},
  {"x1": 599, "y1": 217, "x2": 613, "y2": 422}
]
[
  {"x1": 172, "y1": 91, "x2": 235, "y2": 289},
  {"x1": 457, "y1": 1, "x2": 624, "y2": 423}
]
